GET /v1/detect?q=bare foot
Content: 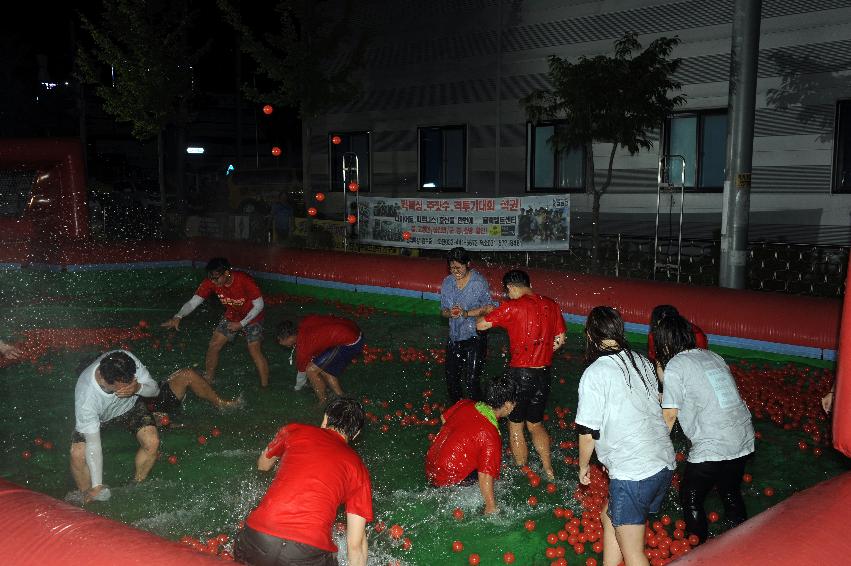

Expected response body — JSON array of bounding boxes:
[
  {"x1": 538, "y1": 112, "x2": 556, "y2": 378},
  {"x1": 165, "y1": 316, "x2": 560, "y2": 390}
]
[{"x1": 218, "y1": 396, "x2": 245, "y2": 411}]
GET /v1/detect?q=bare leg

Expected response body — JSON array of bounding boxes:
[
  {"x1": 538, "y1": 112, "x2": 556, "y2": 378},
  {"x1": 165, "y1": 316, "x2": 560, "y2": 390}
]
[
  {"x1": 601, "y1": 501, "x2": 624, "y2": 566},
  {"x1": 614, "y1": 523, "x2": 649, "y2": 566},
  {"x1": 246, "y1": 340, "x2": 270, "y2": 387},
  {"x1": 70, "y1": 442, "x2": 91, "y2": 491},
  {"x1": 166, "y1": 368, "x2": 235, "y2": 408},
  {"x1": 318, "y1": 368, "x2": 344, "y2": 397},
  {"x1": 527, "y1": 421, "x2": 555, "y2": 480},
  {"x1": 205, "y1": 331, "x2": 229, "y2": 382},
  {"x1": 508, "y1": 420, "x2": 528, "y2": 467},
  {"x1": 306, "y1": 364, "x2": 328, "y2": 403},
  {"x1": 134, "y1": 425, "x2": 159, "y2": 483}
]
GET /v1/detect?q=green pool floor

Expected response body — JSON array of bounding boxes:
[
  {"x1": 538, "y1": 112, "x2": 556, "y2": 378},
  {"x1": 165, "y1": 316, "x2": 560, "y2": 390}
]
[{"x1": 0, "y1": 267, "x2": 847, "y2": 565}]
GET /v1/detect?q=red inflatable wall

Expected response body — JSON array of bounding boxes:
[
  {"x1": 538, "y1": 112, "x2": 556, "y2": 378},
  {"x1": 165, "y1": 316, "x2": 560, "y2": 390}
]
[
  {"x1": 0, "y1": 479, "x2": 223, "y2": 565},
  {"x1": 33, "y1": 238, "x2": 839, "y2": 351},
  {"x1": 675, "y1": 472, "x2": 851, "y2": 564},
  {"x1": 830, "y1": 254, "x2": 851, "y2": 455},
  {"x1": 0, "y1": 138, "x2": 89, "y2": 243}
]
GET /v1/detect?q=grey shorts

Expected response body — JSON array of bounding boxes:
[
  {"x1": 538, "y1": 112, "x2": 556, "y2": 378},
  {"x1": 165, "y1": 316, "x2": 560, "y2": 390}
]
[{"x1": 215, "y1": 318, "x2": 264, "y2": 343}]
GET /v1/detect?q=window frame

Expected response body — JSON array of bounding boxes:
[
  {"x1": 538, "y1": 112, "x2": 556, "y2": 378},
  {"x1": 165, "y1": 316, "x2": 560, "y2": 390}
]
[
  {"x1": 327, "y1": 131, "x2": 371, "y2": 193},
  {"x1": 663, "y1": 108, "x2": 728, "y2": 193},
  {"x1": 526, "y1": 121, "x2": 586, "y2": 193},
  {"x1": 832, "y1": 99, "x2": 851, "y2": 194},
  {"x1": 417, "y1": 124, "x2": 467, "y2": 193}
]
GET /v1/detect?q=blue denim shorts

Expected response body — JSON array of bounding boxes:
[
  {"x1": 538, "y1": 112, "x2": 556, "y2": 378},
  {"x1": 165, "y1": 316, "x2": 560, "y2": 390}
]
[
  {"x1": 215, "y1": 318, "x2": 264, "y2": 343},
  {"x1": 313, "y1": 334, "x2": 364, "y2": 377},
  {"x1": 608, "y1": 467, "x2": 673, "y2": 527}
]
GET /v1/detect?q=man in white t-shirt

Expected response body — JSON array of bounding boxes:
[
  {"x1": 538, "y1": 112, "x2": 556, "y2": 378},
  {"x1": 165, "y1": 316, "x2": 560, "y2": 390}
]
[
  {"x1": 70, "y1": 350, "x2": 159, "y2": 504},
  {"x1": 655, "y1": 314, "x2": 754, "y2": 543},
  {"x1": 69, "y1": 350, "x2": 238, "y2": 504}
]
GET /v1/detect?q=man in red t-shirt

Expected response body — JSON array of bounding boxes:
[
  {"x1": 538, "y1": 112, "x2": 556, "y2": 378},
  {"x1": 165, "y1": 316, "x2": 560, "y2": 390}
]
[
  {"x1": 276, "y1": 315, "x2": 364, "y2": 403},
  {"x1": 476, "y1": 270, "x2": 566, "y2": 481},
  {"x1": 647, "y1": 304, "x2": 708, "y2": 363},
  {"x1": 426, "y1": 376, "x2": 518, "y2": 515},
  {"x1": 161, "y1": 257, "x2": 270, "y2": 386},
  {"x1": 235, "y1": 398, "x2": 373, "y2": 566}
]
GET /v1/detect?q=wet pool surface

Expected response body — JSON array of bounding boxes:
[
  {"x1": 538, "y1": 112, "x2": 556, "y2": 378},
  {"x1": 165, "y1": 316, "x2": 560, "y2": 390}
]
[{"x1": 0, "y1": 267, "x2": 847, "y2": 565}]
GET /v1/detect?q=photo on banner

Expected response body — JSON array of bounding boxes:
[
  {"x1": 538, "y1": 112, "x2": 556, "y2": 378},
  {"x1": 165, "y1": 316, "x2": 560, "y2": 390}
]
[{"x1": 356, "y1": 195, "x2": 570, "y2": 251}]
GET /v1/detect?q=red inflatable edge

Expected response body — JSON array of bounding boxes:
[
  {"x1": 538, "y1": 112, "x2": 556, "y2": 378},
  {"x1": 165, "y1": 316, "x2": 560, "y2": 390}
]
[
  {"x1": 675, "y1": 471, "x2": 851, "y2": 565},
  {"x1": 9, "y1": 237, "x2": 838, "y2": 352},
  {"x1": 0, "y1": 479, "x2": 223, "y2": 565}
]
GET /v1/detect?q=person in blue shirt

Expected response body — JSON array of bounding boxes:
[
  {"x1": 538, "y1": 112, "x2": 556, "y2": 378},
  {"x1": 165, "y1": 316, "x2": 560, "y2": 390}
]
[{"x1": 440, "y1": 247, "x2": 496, "y2": 403}]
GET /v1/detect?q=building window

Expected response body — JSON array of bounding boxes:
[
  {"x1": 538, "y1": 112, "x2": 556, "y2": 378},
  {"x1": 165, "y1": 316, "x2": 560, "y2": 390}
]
[
  {"x1": 527, "y1": 123, "x2": 585, "y2": 192},
  {"x1": 664, "y1": 110, "x2": 727, "y2": 191},
  {"x1": 329, "y1": 132, "x2": 370, "y2": 192},
  {"x1": 833, "y1": 100, "x2": 851, "y2": 193},
  {"x1": 419, "y1": 125, "x2": 466, "y2": 192}
]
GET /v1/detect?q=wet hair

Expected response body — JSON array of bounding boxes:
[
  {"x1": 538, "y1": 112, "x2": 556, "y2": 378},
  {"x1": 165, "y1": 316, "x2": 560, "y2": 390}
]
[
  {"x1": 650, "y1": 304, "x2": 679, "y2": 328},
  {"x1": 325, "y1": 397, "x2": 365, "y2": 440},
  {"x1": 584, "y1": 306, "x2": 656, "y2": 395},
  {"x1": 275, "y1": 320, "x2": 297, "y2": 341},
  {"x1": 653, "y1": 314, "x2": 697, "y2": 369},
  {"x1": 206, "y1": 257, "x2": 230, "y2": 275},
  {"x1": 447, "y1": 247, "x2": 471, "y2": 265},
  {"x1": 98, "y1": 351, "x2": 137, "y2": 384},
  {"x1": 484, "y1": 375, "x2": 519, "y2": 408},
  {"x1": 502, "y1": 269, "x2": 530, "y2": 289}
]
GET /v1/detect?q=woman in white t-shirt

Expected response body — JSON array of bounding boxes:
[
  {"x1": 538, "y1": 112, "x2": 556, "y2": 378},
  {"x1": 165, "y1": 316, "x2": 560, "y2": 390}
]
[
  {"x1": 654, "y1": 314, "x2": 755, "y2": 544},
  {"x1": 576, "y1": 306, "x2": 675, "y2": 566}
]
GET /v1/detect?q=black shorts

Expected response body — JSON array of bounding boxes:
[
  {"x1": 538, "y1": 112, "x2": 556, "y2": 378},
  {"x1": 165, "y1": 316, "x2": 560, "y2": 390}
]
[
  {"x1": 150, "y1": 381, "x2": 182, "y2": 414},
  {"x1": 506, "y1": 366, "x2": 551, "y2": 424},
  {"x1": 71, "y1": 399, "x2": 155, "y2": 443},
  {"x1": 234, "y1": 525, "x2": 337, "y2": 566}
]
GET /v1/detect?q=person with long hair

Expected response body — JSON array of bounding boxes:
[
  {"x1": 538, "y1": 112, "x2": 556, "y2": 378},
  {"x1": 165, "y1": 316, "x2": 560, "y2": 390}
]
[
  {"x1": 576, "y1": 306, "x2": 675, "y2": 566},
  {"x1": 654, "y1": 314, "x2": 754, "y2": 544},
  {"x1": 646, "y1": 304, "x2": 707, "y2": 364}
]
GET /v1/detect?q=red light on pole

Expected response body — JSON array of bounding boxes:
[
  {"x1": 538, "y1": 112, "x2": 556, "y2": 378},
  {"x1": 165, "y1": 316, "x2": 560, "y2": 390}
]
[
  {"x1": 271, "y1": 146, "x2": 282, "y2": 156},
  {"x1": 262, "y1": 104, "x2": 273, "y2": 115},
  {"x1": 347, "y1": 214, "x2": 357, "y2": 225},
  {"x1": 347, "y1": 181, "x2": 359, "y2": 192},
  {"x1": 331, "y1": 135, "x2": 342, "y2": 145},
  {"x1": 402, "y1": 231, "x2": 412, "y2": 241},
  {"x1": 307, "y1": 207, "x2": 317, "y2": 217},
  {"x1": 315, "y1": 192, "x2": 326, "y2": 202}
]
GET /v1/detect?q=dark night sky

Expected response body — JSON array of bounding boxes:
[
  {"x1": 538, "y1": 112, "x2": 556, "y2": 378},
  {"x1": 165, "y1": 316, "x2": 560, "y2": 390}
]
[
  {"x1": 1, "y1": 2, "x2": 244, "y2": 90},
  {"x1": 0, "y1": 2, "x2": 300, "y2": 149}
]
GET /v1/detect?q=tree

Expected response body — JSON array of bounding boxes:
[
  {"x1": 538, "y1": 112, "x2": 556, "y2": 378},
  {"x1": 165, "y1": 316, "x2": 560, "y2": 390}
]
[
  {"x1": 76, "y1": 0, "x2": 203, "y2": 217},
  {"x1": 218, "y1": 0, "x2": 365, "y2": 195},
  {"x1": 522, "y1": 32, "x2": 685, "y2": 269}
]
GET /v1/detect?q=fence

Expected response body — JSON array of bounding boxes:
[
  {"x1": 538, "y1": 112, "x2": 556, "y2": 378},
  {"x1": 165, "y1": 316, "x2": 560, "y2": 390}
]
[{"x1": 118, "y1": 212, "x2": 851, "y2": 298}]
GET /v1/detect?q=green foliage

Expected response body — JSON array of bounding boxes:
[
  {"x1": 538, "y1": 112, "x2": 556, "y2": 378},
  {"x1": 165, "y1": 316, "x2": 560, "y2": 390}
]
[
  {"x1": 76, "y1": 0, "x2": 203, "y2": 141},
  {"x1": 217, "y1": 0, "x2": 365, "y2": 119},
  {"x1": 523, "y1": 32, "x2": 686, "y2": 188}
]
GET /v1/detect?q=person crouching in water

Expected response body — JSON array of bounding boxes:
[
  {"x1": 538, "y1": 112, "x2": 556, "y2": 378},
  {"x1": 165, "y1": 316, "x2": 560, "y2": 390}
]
[
  {"x1": 425, "y1": 376, "x2": 518, "y2": 515},
  {"x1": 576, "y1": 306, "x2": 675, "y2": 566},
  {"x1": 654, "y1": 314, "x2": 754, "y2": 544}
]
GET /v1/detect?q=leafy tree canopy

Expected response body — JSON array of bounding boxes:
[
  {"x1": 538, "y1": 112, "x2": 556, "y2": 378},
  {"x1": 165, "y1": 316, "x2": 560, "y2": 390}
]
[
  {"x1": 218, "y1": 0, "x2": 365, "y2": 119},
  {"x1": 523, "y1": 32, "x2": 685, "y2": 160},
  {"x1": 77, "y1": 0, "x2": 203, "y2": 141}
]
